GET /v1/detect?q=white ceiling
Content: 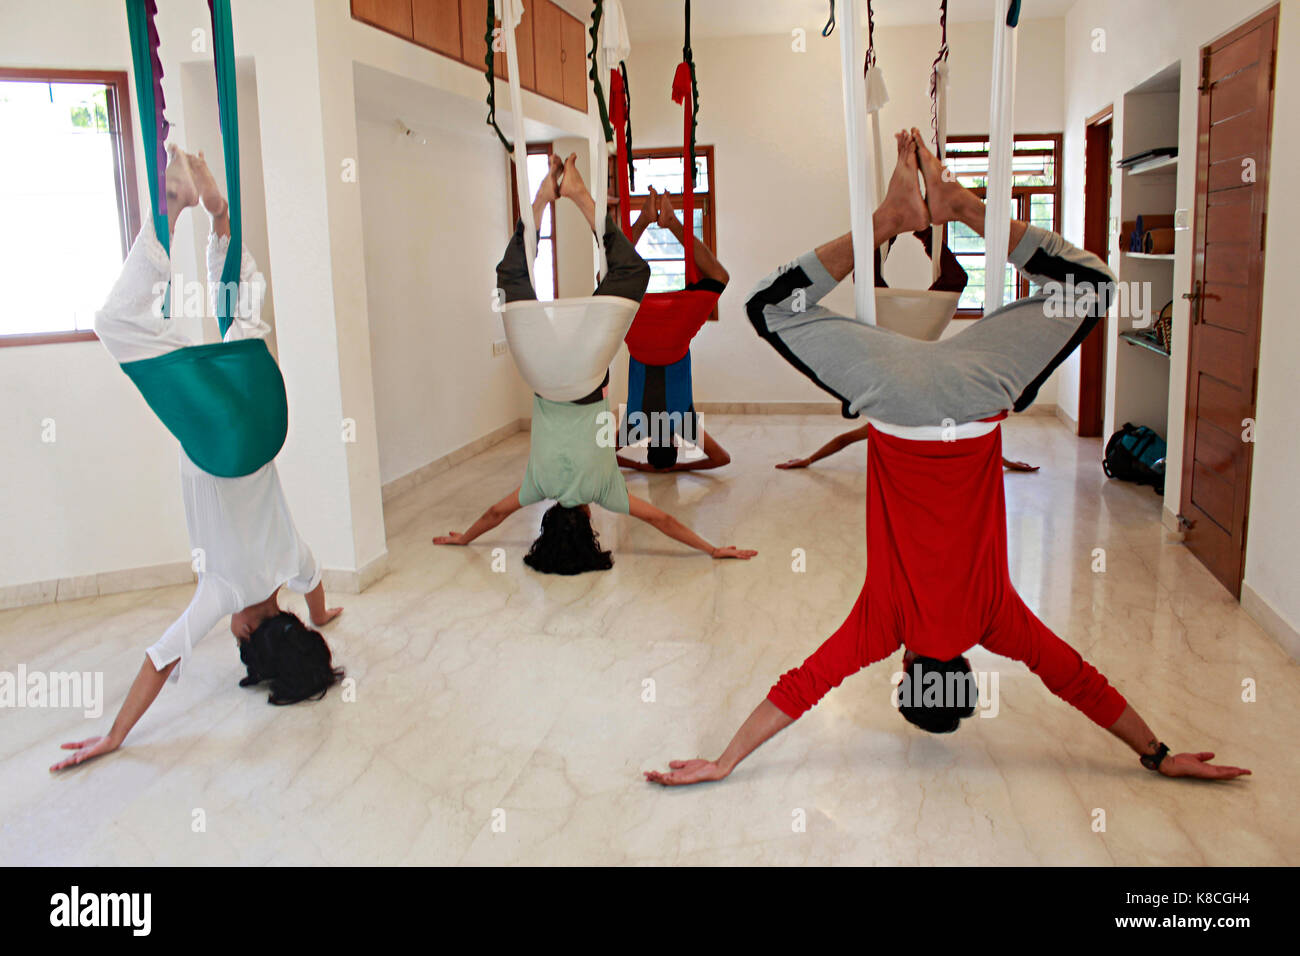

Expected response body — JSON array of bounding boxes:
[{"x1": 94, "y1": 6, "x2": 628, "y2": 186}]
[{"x1": 614, "y1": 0, "x2": 1077, "y2": 42}]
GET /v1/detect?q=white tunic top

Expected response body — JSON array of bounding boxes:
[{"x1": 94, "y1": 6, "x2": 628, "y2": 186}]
[{"x1": 95, "y1": 223, "x2": 319, "y2": 681}]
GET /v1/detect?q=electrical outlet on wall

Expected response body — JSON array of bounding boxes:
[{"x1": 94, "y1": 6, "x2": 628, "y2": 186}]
[
  {"x1": 1175, "y1": 208, "x2": 1191, "y2": 231},
  {"x1": 492, "y1": 339, "x2": 508, "y2": 358}
]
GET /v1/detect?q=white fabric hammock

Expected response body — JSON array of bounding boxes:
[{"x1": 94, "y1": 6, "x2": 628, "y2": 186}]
[
  {"x1": 984, "y1": 0, "x2": 1019, "y2": 313},
  {"x1": 498, "y1": 0, "x2": 637, "y2": 402},
  {"x1": 840, "y1": 0, "x2": 1018, "y2": 337},
  {"x1": 501, "y1": 295, "x2": 639, "y2": 402}
]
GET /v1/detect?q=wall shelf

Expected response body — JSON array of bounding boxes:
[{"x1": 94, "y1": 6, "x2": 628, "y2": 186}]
[
  {"x1": 1120, "y1": 330, "x2": 1172, "y2": 358},
  {"x1": 1126, "y1": 251, "x2": 1175, "y2": 260},
  {"x1": 1122, "y1": 154, "x2": 1178, "y2": 176}
]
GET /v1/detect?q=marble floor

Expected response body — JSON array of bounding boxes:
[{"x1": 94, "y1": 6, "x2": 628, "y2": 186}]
[{"x1": 1, "y1": 413, "x2": 1295, "y2": 866}]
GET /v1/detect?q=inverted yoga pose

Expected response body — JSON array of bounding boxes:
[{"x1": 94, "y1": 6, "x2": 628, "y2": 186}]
[
  {"x1": 434, "y1": 155, "x2": 756, "y2": 573},
  {"x1": 776, "y1": 133, "x2": 1035, "y2": 473},
  {"x1": 616, "y1": 188, "x2": 731, "y2": 473},
  {"x1": 51, "y1": 149, "x2": 344, "y2": 772},
  {"x1": 645, "y1": 130, "x2": 1249, "y2": 786}
]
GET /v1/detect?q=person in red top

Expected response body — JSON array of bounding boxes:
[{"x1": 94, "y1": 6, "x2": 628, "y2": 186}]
[
  {"x1": 616, "y1": 188, "x2": 731, "y2": 473},
  {"x1": 645, "y1": 130, "x2": 1251, "y2": 787}
]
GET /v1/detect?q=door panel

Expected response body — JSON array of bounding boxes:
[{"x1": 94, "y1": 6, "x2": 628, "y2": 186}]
[
  {"x1": 1207, "y1": 110, "x2": 1263, "y2": 164},
  {"x1": 459, "y1": 0, "x2": 507, "y2": 76},
  {"x1": 559, "y1": 11, "x2": 589, "y2": 112},
  {"x1": 1206, "y1": 29, "x2": 1266, "y2": 85},
  {"x1": 412, "y1": 0, "x2": 461, "y2": 57},
  {"x1": 1079, "y1": 110, "x2": 1112, "y2": 438},
  {"x1": 1179, "y1": 7, "x2": 1276, "y2": 599},
  {"x1": 532, "y1": 0, "x2": 565, "y2": 102}
]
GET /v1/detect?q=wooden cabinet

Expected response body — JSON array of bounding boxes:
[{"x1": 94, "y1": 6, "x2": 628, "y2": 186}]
[
  {"x1": 459, "y1": 0, "x2": 490, "y2": 72},
  {"x1": 459, "y1": 0, "x2": 510, "y2": 78},
  {"x1": 411, "y1": 0, "x2": 461, "y2": 58},
  {"x1": 558, "y1": 10, "x2": 588, "y2": 112},
  {"x1": 532, "y1": 0, "x2": 565, "y2": 102},
  {"x1": 351, "y1": 0, "x2": 414, "y2": 39},
  {"x1": 352, "y1": 0, "x2": 582, "y2": 113}
]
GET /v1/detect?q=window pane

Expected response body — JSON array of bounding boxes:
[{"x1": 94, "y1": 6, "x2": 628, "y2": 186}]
[
  {"x1": 1, "y1": 79, "x2": 126, "y2": 335},
  {"x1": 949, "y1": 196, "x2": 1019, "y2": 311},
  {"x1": 524, "y1": 152, "x2": 553, "y2": 237},
  {"x1": 629, "y1": 154, "x2": 709, "y2": 195},
  {"x1": 534, "y1": 238, "x2": 555, "y2": 301},
  {"x1": 941, "y1": 136, "x2": 1057, "y2": 188},
  {"x1": 1029, "y1": 192, "x2": 1054, "y2": 230},
  {"x1": 635, "y1": 209, "x2": 705, "y2": 293}
]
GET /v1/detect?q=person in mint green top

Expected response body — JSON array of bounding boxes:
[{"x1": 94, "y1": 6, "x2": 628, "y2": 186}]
[
  {"x1": 434, "y1": 155, "x2": 757, "y2": 574},
  {"x1": 519, "y1": 394, "x2": 631, "y2": 514}
]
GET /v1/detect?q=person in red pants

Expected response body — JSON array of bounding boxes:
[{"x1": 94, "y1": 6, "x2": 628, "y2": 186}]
[{"x1": 645, "y1": 131, "x2": 1250, "y2": 787}]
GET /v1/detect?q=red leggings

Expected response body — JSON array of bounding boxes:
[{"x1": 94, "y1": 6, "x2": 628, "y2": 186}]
[{"x1": 767, "y1": 577, "x2": 1127, "y2": 728}]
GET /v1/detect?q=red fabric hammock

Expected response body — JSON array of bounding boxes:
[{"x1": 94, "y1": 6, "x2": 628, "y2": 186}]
[{"x1": 613, "y1": 66, "x2": 720, "y2": 368}]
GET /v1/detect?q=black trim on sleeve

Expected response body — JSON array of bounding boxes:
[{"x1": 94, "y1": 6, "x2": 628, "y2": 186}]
[
  {"x1": 745, "y1": 266, "x2": 858, "y2": 420},
  {"x1": 685, "y1": 277, "x2": 728, "y2": 294},
  {"x1": 1011, "y1": 249, "x2": 1115, "y2": 413}
]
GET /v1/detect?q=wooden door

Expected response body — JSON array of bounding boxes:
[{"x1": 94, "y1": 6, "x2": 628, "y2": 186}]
[
  {"x1": 412, "y1": 0, "x2": 461, "y2": 57},
  {"x1": 352, "y1": 0, "x2": 414, "y2": 39},
  {"x1": 559, "y1": 9, "x2": 589, "y2": 112},
  {"x1": 1079, "y1": 107, "x2": 1112, "y2": 437},
  {"x1": 532, "y1": 0, "x2": 565, "y2": 102},
  {"x1": 1180, "y1": 5, "x2": 1277, "y2": 598}
]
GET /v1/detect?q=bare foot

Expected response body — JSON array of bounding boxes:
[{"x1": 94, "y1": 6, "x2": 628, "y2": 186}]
[
  {"x1": 558, "y1": 152, "x2": 589, "y2": 202},
  {"x1": 913, "y1": 127, "x2": 971, "y2": 225},
  {"x1": 165, "y1": 145, "x2": 200, "y2": 212},
  {"x1": 189, "y1": 151, "x2": 228, "y2": 219},
  {"x1": 639, "y1": 185, "x2": 658, "y2": 222},
  {"x1": 657, "y1": 190, "x2": 679, "y2": 229},
  {"x1": 537, "y1": 153, "x2": 562, "y2": 205},
  {"x1": 880, "y1": 130, "x2": 929, "y2": 234}
]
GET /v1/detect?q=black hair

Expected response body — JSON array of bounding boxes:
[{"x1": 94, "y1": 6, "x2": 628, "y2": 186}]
[
  {"x1": 896, "y1": 655, "x2": 977, "y2": 734},
  {"x1": 238, "y1": 611, "x2": 344, "y2": 706},
  {"x1": 523, "y1": 503, "x2": 614, "y2": 575},
  {"x1": 646, "y1": 442, "x2": 679, "y2": 471}
]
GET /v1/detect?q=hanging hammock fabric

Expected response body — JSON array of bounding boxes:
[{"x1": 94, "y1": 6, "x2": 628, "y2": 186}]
[
  {"x1": 494, "y1": 0, "x2": 640, "y2": 402},
  {"x1": 983, "y1": 0, "x2": 1020, "y2": 313},
  {"x1": 837, "y1": 0, "x2": 878, "y2": 326},
  {"x1": 836, "y1": 0, "x2": 960, "y2": 340},
  {"x1": 119, "y1": 0, "x2": 287, "y2": 478}
]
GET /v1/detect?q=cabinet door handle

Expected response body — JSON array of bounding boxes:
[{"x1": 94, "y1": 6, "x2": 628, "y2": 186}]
[{"x1": 1176, "y1": 513, "x2": 1196, "y2": 531}]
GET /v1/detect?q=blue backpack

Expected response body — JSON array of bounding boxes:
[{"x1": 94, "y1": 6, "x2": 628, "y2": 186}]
[{"x1": 1103, "y1": 423, "x2": 1167, "y2": 494}]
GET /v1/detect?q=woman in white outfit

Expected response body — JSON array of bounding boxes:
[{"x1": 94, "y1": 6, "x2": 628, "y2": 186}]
[{"x1": 51, "y1": 148, "x2": 345, "y2": 772}]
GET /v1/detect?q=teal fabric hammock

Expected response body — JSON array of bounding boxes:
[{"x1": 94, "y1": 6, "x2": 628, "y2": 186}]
[{"x1": 120, "y1": 0, "x2": 287, "y2": 478}]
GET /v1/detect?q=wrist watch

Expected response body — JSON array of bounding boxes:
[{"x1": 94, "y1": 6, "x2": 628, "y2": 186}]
[{"x1": 1140, "y1": 742, "x2": 1171, "y2": 771}]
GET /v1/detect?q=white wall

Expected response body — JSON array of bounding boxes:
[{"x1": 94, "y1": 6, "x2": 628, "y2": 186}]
[
  {"x1": 1245, "y1": 1, "x2": 1300, "y2": 642},
  {"x1": 0, "y1": 0, "x2": 191, "y2": 591},
  {"x1": 1061, "y1": 0, "x2": 1299, "y2": 640},
  {"x1": 620, "y1": 18, "x2": 1066, "y2": 407},
  {"x1": 356, "y1": 108, "x2": 530, "y2": 486}
]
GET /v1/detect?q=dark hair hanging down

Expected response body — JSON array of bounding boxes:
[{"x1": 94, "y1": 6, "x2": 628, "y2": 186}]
[
  {"x1": 647, "y1": 442, "x2": 680, "y2": 471},
  {"x1": 523, "y1": 504, "x2": 614, "y2": 575},
  {"x1": 238, "y1": 611, "x2": 345, "y2": 705},
  {"x1": 896, "y1": 654, "x2": 978, "y2": 734}
]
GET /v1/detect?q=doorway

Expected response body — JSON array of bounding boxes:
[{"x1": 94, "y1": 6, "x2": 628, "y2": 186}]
[{"x1": 1079, "y1": 106, "x2": 1113, "y2": 437}]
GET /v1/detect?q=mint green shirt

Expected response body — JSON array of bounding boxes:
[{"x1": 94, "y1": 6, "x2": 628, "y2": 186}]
[{"x1": 518, "y1": 395, "x2": 630, "y2": 514}]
